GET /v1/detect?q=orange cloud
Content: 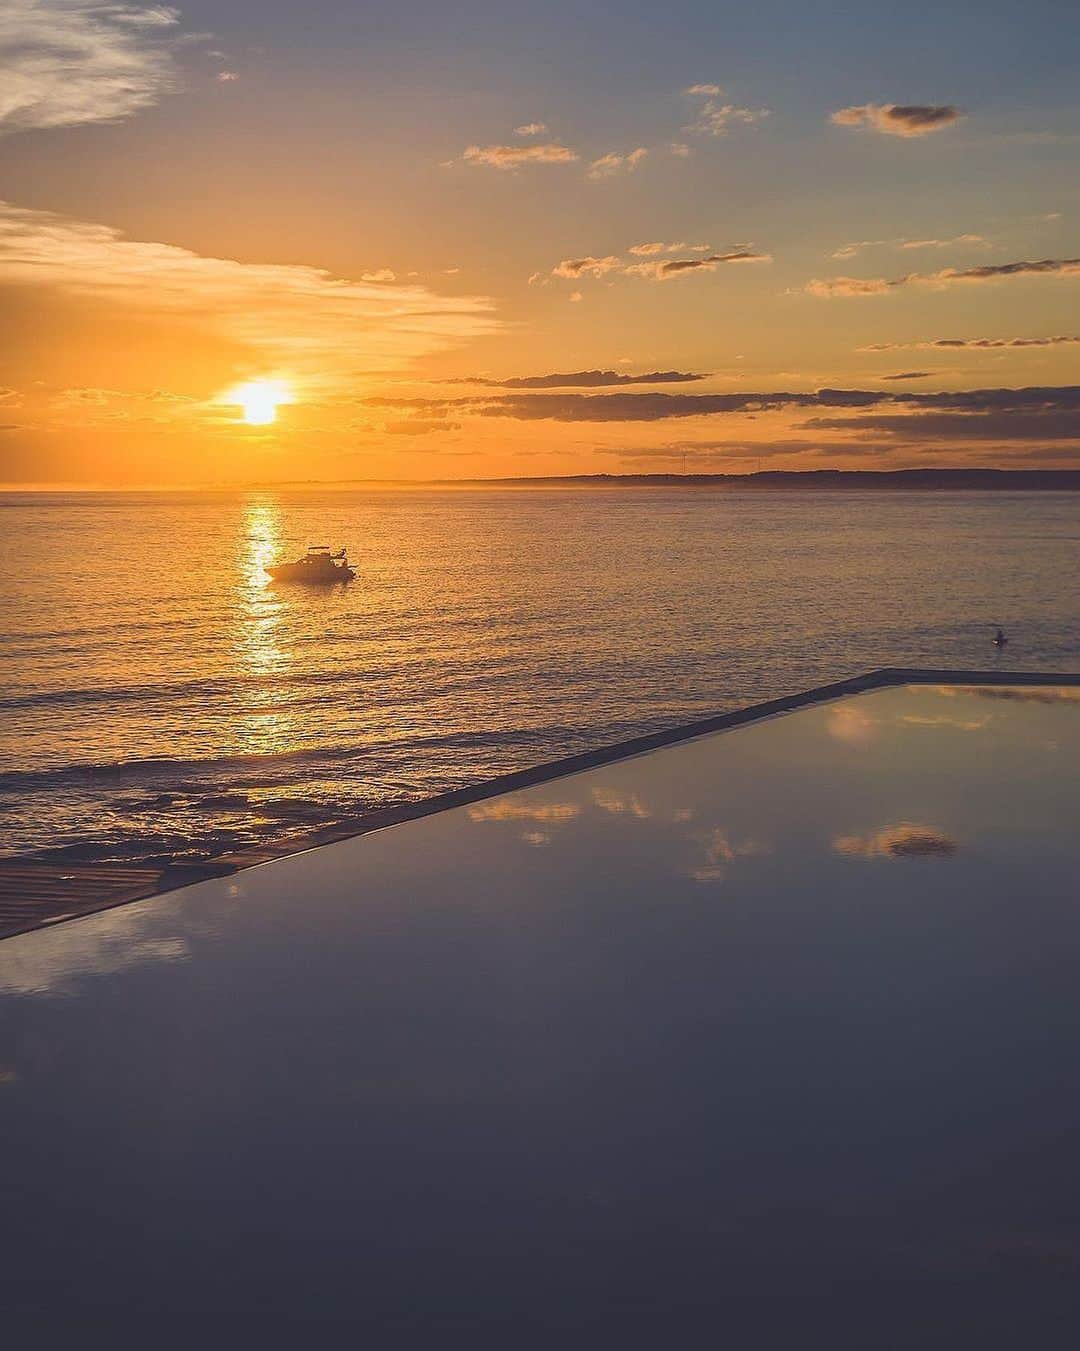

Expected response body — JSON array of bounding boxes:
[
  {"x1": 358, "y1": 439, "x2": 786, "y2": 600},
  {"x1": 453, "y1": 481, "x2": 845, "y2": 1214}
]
[
  {"x1": 866, "y1": 335, "x2": 1080, "y2": 352},
  {"x1": 625, "y1": 250, "x2": 772, "y2": 280},
  {"x1": 833, "y1": 233, "x2": 988, "y2": 260},
  {"x1": 552, "y1": 255, "x2": 622, "y2": 279},
  {"x1": 830, "y1": 103, "x2": 962, "y2": 137},
  {"x1": 588, "y1": 147, "x2": 648, "y2": 179},
  {"x1": 463, "y1": 142, "x2": 578, "y2": 169},
  {"x1": 807, "y1": 258, "x2": 1080, "y2": 296},
  {"x1": 683, "y1": 84, "x2": 769, "y2": 136},
  {"x1": 0, "y1": 200, "x2": 498, "y2": 393}
]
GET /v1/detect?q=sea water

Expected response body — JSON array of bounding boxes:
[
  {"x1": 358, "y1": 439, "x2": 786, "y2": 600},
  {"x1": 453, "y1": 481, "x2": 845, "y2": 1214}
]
[{"x1": 1, "y1": 487, "x2": 1077, "y2": 867}]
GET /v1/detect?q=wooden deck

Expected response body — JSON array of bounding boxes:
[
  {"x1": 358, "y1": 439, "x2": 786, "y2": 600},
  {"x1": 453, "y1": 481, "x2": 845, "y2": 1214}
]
[
  {"x1": 0, "y1": 861, "x2": 167, "y2": 939},
  {"x1": 0, "y1": 859, "x2": 238, "y2": 940}
]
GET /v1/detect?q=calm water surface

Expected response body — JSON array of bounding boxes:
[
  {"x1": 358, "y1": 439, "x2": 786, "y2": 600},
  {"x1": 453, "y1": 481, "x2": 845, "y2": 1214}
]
[{"x1": 1, "y1": 488, "x2": 1077, "y2": 867}]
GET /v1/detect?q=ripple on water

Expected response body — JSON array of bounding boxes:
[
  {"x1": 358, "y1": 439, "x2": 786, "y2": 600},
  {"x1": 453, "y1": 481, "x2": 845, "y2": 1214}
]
[{"x1": 1, "y1": 487, "x2": 1077, "y2": 866}]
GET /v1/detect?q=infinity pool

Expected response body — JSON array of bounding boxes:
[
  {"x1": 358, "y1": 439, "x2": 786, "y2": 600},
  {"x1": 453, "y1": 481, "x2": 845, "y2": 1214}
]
[{"x1": 2, "y1": 678, "x2": 1078, "y2": 1338}]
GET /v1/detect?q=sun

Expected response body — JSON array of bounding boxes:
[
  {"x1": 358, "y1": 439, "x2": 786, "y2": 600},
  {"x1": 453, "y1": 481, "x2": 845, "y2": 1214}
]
[{"x1": 230, "y1": 379, "x2": 291, "y2": 426}]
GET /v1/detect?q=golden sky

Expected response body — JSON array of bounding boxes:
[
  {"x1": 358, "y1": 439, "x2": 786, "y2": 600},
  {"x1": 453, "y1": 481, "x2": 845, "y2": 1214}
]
[{"x1": 1, "y1": 0, "x2": 1078, "y2": 484}]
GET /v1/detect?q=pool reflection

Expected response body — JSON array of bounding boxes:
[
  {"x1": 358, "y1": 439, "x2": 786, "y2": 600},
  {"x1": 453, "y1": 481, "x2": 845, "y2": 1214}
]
[{"x1": 2, "y1": 681, "x2": 1078, "y2": 1328}]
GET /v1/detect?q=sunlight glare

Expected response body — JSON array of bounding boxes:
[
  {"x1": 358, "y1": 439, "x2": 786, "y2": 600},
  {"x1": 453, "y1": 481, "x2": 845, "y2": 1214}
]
[{"x1": 230, "y1": 379, "x2": 291, "y2": 426}]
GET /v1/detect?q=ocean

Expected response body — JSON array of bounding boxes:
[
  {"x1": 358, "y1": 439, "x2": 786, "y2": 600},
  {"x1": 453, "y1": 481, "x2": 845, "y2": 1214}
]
[{"x1": 2, "y1": 487, "x2": 1077, "y2": 869}]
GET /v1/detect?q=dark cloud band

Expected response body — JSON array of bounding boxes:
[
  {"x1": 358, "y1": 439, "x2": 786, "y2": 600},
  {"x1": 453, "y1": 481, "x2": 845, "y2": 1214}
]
[
  {"x1": 367, "y1": 385, "x2": 1080, "y2": 424},
  {"x1": 811, "y1": 258, "x2": 1080, "y2": 297},
  {"x1": 860, "y1": 336, "x2": 1080, "y2": 351}
]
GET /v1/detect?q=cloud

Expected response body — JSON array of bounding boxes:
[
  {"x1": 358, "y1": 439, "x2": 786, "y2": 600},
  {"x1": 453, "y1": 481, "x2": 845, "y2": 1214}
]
[
  {"x1": 443, "y1": 369, "x2": 708, "y2": 389},
  {"x1": 833, "y1": 233, "x2": 988, "y2": 260},
  {"x1": 384, "y1": 419, "x2": 462, "y2": 435},
  {"x1": 551, "y1": 255, "x2": 622, "y2": 278},
  {"x1": 881, "y1": 371, "x2": 933, "y2": 380},
  {"x1": 55, "y1": 385, "x2": 117, "y2": 404},
  {"x1": 514, "y1": 121, "x2": 547, "y2": 136},
  {"x1": 670, "y1": 141, "x2": 691, "y2": 157},
  {"x1": 625, "y1": 250, "x2": 772, "y2": 280},
  {"x1": 830, "y1": 103, "x2": 962, "y2": 137},
  {"x1": 568, "y1": 290, "x2": 582, "y2": 302},
  {"x1": 938, "y1": 258, "x2": 1080, "y2": 282},
  {"x1": 0, "y1": 200, "x2": 497, "y2": 392},
  {"x1": 807, "y1": 257, "x2": 1080, "y2": 296},
  {"x1": 804, "y1": 409, "x2": 1080, "y2": 441},
  {"x1": 806, "y1": 275, "x2": 905, "y2": 297},
  {"x1": 687, "y1": 100, "x2": 769, "y2": 136},
  {"x1": 902, "y1": 233, "x2": 986, "y2": 250},
  {"x1": 860, "y1": 335, "x2": 1080, "y2": 351},
  {"x1": 463, "y1": 142, "x2": 578, "y2": 169},
  {"x1": 588, "y1": 147, "x2": 648, "y2": 179},
  {"x1": 215, "y1": 70, "x2": 238, "y2": 83},
  {"x1": 548, "y1": 245, "x2": 764, "y2": 284},
  {"x1": 935, "y1": 262, "x2": 1080, "y2": 286},
  {"x1": 56, "y1": 385, "x2": 192, "y2": 405},
  {"x1": 629, "y1": 240, "x2": 704, "y2": 256},
  {"x1": 364, "y1": 384, "x2": 1080, "y2": 427},
  {"x1": 904, "y1": 387, "x2": 1080, "y2": 410},
  {"x1": 803, "y1": 388, "x2": 1080, "y2": 442},
  {"x1": 682, "y1": 82, "x2": 769, "y2": 136},
  {"x1": 0, "y1": 0, "x2": 187, "y2": 134},
  {"x1": 833, "y1": 823, "x2": 958, "y2": 858},
  {"x1": 831, "y1": 242, "x2": 874, "y2": 261},
  {"x1": 366, "y1": 391, "x2": 807, "y2": 423}
]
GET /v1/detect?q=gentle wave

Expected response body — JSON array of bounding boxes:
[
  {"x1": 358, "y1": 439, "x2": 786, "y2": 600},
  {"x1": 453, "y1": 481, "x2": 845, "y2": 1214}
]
[
  {"x1": 3, "y1": 487, "x2": 1077, "y2": 867},
  {"x1": 0, "y1": 723, "x2": 627, "y2": 794}
]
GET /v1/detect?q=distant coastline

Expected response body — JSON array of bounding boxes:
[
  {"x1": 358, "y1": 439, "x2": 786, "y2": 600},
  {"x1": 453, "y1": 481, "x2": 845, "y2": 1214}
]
[
  {"x1": 409, "y1": 468, "x2": 1080, "y2": 491},
  {"x1": 3, "y1": 468, "x2": 1079, "y2": 493}
]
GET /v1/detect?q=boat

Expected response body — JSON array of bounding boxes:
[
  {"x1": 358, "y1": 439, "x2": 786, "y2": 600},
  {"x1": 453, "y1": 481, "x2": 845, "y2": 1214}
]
[{"x1": 265, "y1": 546, "x2": 355, "y2": 583}]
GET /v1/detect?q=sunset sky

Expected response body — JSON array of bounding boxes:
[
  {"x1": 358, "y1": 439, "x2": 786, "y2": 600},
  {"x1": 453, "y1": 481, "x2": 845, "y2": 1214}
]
[{"x1": 2, "y1": 0, "x2": 1079, "y2": 485}]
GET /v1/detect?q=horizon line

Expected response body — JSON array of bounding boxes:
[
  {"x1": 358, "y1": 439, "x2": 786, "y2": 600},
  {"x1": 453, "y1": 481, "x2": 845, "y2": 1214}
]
[{"x1": 2, "y1": 467, "x2": 1080, "y2": 493}]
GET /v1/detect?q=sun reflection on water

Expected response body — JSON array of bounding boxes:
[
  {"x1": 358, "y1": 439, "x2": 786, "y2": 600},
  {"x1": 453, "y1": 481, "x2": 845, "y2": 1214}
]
[
  {"x1": 242, "y1": 500, "x2": 281, "y2": 597},
  {"x1": 235, "y1": 499, "x2": 298, "y2": 755}
]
